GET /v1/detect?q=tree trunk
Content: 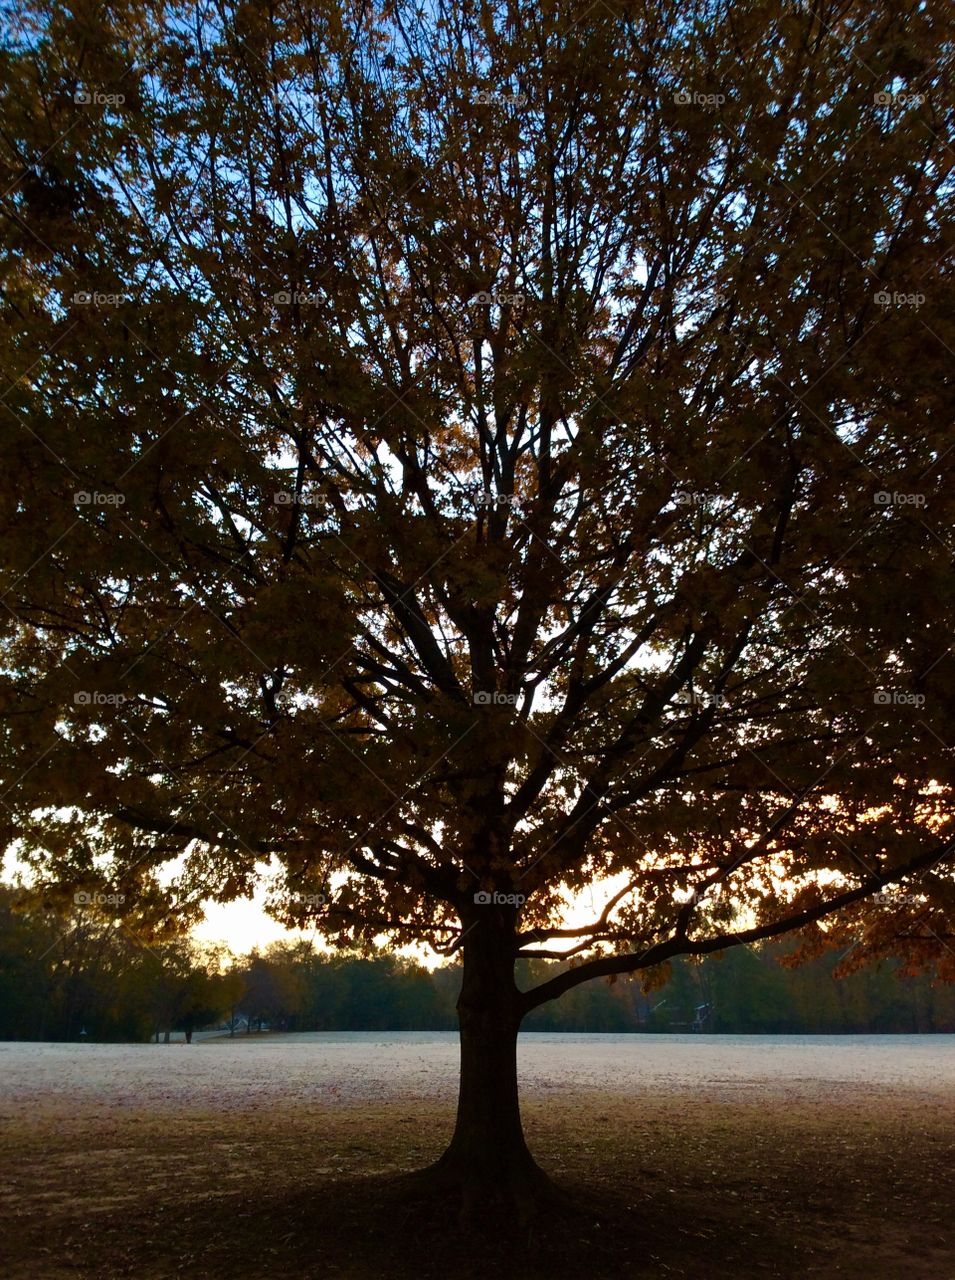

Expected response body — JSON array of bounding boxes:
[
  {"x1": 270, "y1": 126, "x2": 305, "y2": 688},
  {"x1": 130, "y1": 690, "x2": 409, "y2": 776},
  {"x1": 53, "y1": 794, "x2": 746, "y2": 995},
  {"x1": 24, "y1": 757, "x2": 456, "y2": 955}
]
[{"x1": 422, "y1": 909, "x2": 562, "y2": 1221}]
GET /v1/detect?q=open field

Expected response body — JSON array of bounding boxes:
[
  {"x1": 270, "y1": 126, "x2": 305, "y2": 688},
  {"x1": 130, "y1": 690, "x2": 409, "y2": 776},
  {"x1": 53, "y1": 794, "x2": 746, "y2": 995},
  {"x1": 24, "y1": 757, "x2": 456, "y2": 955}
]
[{"x1": 2, "y1": 1034, "x2": 953, "y2": 1278}]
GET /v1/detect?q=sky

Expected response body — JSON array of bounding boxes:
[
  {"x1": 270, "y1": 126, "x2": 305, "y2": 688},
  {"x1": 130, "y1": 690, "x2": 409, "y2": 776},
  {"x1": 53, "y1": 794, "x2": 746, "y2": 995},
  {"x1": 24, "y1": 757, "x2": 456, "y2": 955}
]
[{"x1": 191, "y1": 889, "x2": 316, "y2": 954}]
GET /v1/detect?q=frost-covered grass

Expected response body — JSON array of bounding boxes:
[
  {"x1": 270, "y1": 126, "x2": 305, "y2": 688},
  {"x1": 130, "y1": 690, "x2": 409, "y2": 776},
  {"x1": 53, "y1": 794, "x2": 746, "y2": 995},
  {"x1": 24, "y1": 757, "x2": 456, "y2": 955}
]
[{"x1": 2, "y1": 1032, "x2": 954, "y2": 1113}]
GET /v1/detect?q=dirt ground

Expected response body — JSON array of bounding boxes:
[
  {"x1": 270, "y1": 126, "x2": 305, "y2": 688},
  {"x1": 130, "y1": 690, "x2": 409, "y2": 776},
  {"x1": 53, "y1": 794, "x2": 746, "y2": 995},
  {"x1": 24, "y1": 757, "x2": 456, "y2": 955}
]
[{"x1": 2, "y1": 1072, "x2": 953, "y2": 1279}]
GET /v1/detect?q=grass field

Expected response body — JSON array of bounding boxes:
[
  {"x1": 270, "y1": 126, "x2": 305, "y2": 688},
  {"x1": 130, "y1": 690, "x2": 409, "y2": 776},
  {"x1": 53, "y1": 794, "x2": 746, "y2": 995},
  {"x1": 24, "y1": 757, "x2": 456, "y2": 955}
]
[{"x1": 2, "y1": 1036, "x2": 953, "y2": 1278}]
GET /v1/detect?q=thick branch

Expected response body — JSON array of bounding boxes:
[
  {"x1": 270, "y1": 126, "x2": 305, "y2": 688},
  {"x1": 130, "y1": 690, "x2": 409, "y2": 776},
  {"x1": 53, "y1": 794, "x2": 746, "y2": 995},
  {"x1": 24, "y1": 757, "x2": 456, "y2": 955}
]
[{"x1": 520, "y1": 837, "x2": 955, "y2": 1014}]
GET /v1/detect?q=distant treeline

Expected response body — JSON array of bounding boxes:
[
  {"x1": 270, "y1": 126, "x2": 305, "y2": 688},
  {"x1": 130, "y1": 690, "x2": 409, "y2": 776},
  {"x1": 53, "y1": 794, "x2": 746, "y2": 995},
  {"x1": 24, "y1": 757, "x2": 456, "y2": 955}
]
[{"x1": 1, "y1": 886, "x2": 953, "y2": 1041}]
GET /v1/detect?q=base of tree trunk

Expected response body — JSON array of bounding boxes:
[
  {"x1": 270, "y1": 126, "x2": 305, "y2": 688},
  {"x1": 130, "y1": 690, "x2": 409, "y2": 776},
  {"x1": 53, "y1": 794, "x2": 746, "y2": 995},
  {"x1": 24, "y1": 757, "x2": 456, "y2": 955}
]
[{"x1": 400, "y1": 1142, "x2": 577, "y2": 1228}]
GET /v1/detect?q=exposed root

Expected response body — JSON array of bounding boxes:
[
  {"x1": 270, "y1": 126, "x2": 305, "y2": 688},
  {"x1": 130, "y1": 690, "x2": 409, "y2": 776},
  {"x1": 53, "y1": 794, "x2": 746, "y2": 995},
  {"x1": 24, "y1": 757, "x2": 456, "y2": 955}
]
[{"x1": 393, "y1": 1146, "x2": 582, "y2": 1232}]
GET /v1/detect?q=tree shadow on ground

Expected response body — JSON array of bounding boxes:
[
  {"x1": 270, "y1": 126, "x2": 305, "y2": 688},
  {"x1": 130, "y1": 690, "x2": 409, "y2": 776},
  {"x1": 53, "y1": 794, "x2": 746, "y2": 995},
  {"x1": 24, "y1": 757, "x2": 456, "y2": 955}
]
[{"x1": 5, "y1": 1093, "x2": 953, "y2": 1279}]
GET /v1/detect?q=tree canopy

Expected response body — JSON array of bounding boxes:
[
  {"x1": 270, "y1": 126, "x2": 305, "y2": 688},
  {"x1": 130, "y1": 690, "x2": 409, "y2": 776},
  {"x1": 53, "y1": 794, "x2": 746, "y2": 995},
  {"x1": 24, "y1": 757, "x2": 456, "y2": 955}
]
[{"x1": 3, "y1": 0, "x2": 953, "y2": 985}]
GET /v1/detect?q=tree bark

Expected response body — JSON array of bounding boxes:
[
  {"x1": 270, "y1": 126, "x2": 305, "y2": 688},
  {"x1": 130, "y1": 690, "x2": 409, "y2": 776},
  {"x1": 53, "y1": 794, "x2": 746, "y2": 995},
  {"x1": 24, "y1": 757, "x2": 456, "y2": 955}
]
[{"x1": 422, "y1": 909, "x2": 562, "y2": 1221}]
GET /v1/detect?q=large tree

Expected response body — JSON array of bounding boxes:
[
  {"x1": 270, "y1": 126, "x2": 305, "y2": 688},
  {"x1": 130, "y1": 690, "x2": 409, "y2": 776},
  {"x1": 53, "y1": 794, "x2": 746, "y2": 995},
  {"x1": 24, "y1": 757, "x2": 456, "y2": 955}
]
[{"x1": 1, "y1": 0, "x2": 954, "y2": 1213}]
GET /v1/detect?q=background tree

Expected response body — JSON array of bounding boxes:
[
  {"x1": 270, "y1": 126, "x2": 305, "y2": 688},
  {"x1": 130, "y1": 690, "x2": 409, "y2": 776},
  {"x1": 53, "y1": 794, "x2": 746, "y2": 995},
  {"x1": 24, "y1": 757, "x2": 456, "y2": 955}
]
[
  {"x1": 0, "y1": 885, "x2": 60, "y2": 1039},
  {"x1": 148, "y1": 937, "x2": 231, "y2": 1042},
  {"x1": 238, "y1": 946, "x2": 304, "y2": 1032},
  {"x1": 171, "y1": 963, "x2": 231, "y2": 1042},
  {"x1": 4, "y1": 889, "x2": 953, "y2": 1039},
  {"x1": 0, "y1": 886, "x2": 233, "y2": 1039},
  {"x1": 1, "y1": 0, "x2": 954, "y2": 1213}
]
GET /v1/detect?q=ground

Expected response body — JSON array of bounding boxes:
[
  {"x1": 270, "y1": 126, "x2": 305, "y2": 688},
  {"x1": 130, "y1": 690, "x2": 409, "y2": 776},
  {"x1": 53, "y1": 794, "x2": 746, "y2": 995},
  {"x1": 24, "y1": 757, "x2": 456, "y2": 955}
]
[{"x1": 1, "y1": 1034, "x2": 953, "y2": 1278}]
